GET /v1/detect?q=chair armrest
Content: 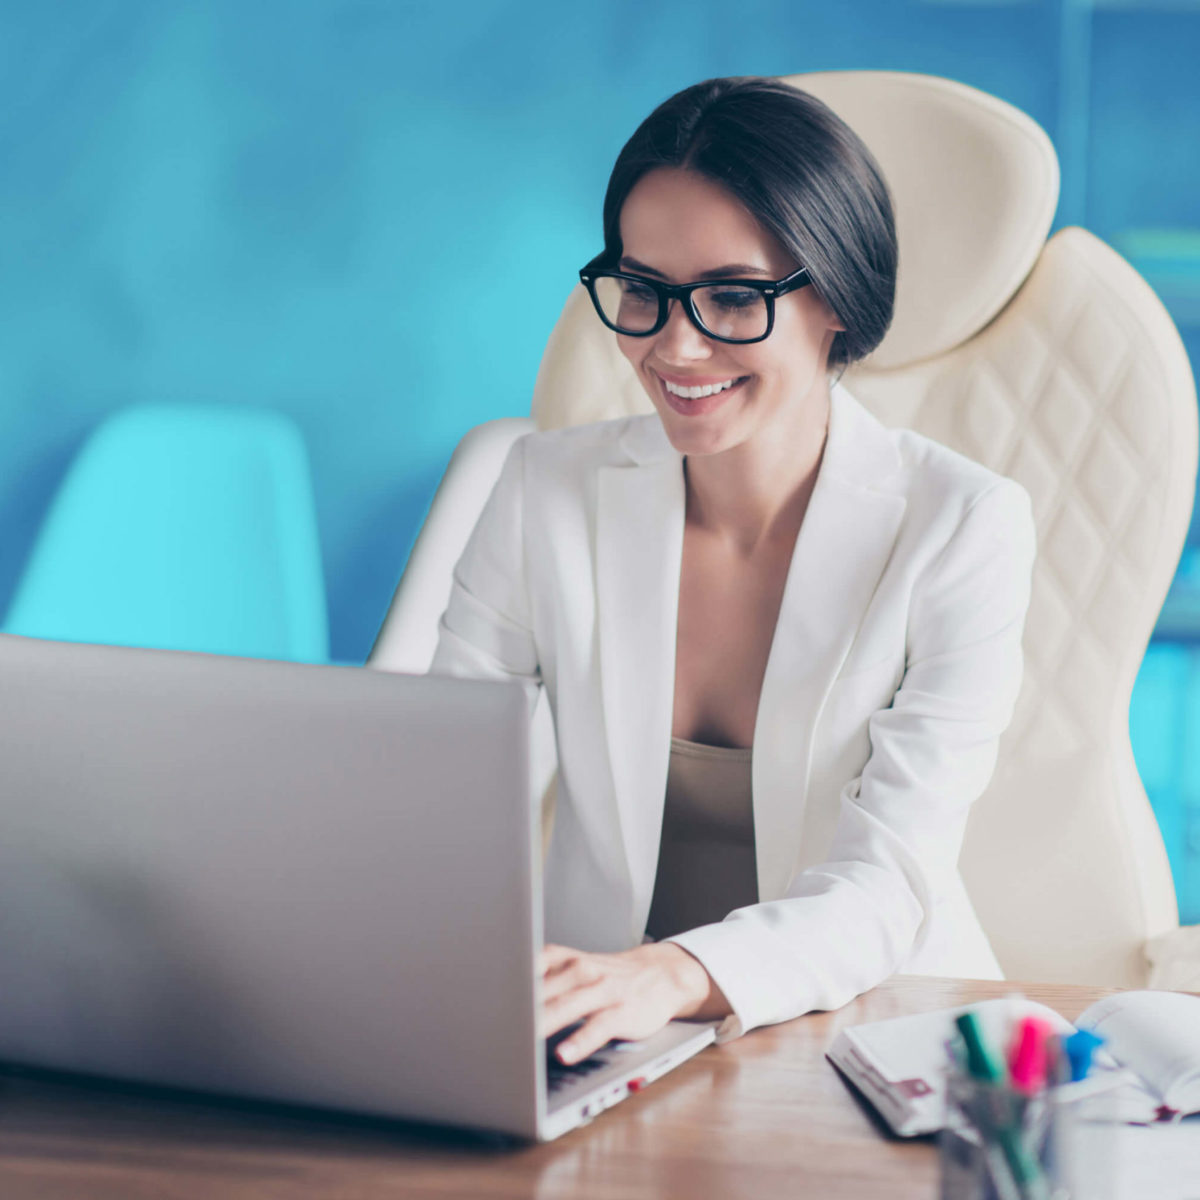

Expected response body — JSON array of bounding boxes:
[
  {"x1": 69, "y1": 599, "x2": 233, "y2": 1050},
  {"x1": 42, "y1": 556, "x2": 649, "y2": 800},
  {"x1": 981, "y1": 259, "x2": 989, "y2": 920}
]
[
  {"x1": 368, "y1": 417, "x2": 535, "y2": 674},
  {"x1": 1146, "y1": 925, "x2": 1200, "y2": 991}
]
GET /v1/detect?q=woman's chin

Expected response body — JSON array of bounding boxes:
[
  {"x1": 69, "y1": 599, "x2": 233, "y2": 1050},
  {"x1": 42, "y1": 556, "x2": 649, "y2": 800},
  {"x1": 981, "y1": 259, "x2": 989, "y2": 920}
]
[{"x1": 658, "y1": 413, "x2": 741, "y2": 458}]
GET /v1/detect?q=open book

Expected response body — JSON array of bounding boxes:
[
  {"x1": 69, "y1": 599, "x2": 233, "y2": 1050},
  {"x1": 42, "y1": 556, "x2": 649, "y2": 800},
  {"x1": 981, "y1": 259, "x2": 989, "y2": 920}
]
[{"x1": 825, "y1": 990, "x2": 1200, "y2": 1137}]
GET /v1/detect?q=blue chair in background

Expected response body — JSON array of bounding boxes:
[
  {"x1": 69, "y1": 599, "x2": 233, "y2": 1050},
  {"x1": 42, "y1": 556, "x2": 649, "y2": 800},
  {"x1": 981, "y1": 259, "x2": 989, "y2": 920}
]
[{"x1": 3, "y1": 403, "x2": 328, "y2": 662}]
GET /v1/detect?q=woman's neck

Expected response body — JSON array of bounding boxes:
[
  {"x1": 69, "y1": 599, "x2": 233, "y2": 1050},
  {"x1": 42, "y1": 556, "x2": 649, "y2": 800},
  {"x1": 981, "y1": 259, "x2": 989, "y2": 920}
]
[{"x1": 683, "y1": 392, "x2": 831, "y2": 555}]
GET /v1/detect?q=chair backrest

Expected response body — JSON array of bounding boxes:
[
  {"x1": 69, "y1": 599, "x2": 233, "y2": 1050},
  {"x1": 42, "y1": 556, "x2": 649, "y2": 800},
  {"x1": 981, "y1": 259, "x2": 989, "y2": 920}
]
[
  {"x1": 529, "y1": 71, "x2": 1198, "y2": 988},
  {"x1": 4, "y1": 403, "x2": 329, "y2": 662}
]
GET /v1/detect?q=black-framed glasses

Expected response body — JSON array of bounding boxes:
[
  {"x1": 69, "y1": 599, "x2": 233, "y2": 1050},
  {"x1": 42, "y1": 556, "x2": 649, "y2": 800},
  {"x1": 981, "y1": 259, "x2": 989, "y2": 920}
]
[{"x1": 578, "y1": 255, "x2": 812, "y2": 344}]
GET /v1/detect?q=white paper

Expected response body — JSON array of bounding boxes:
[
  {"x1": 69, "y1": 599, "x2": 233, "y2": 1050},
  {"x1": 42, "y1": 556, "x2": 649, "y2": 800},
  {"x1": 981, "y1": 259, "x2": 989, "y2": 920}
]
[
  {"x1": 1078, "y1": 991, "x2": 1200, "y2": 1116},
  {"x1": 1072, "y1": 1121, "x2": 1200, "y2": 1200}
]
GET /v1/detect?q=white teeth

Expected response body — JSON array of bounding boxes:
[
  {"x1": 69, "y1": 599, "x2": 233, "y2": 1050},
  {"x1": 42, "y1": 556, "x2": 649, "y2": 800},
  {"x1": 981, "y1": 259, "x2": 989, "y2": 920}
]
[{"x1": 662, "y1": 377, "x2": 741, "y2": 399}]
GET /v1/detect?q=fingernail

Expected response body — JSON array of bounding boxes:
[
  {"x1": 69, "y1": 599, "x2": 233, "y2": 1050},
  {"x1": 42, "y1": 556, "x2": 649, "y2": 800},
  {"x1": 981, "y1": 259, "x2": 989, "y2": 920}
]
[{"x1": 558, "y1": 1043, "x2": 577, "y2": 1064}]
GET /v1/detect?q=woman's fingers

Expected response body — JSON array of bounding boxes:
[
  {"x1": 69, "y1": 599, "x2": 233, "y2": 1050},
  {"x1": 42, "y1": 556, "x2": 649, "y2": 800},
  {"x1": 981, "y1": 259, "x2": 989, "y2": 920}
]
[
  {"x1": 537, "y1": 942, "x2": 705, "y2": 1058},
  {"x1": 542, "y1": 976, "x2": 612, "y2": 1040},
  {"x1": 539, "y1": 943, "x2": 578, "y2": 976},
  {"x1": 555, "y1": 1008, "x2": 621, "y2": 1065},
  {"x1": 540, "y1": 954, "x2": 602, "y2": 1004}
]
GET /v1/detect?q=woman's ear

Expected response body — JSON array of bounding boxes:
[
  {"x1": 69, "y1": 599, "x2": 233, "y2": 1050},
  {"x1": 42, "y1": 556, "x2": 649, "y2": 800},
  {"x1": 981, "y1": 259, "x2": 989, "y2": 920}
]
[{"x1": 812, "y1": 287, "x2": 845, "y2": 333}]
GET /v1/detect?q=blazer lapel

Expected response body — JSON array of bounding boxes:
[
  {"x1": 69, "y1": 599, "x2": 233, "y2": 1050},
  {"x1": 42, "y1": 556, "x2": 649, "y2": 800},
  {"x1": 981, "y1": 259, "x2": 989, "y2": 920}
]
[
  {"x1": 594, "y1": 391, "x2": 905, "y2": 932},
  {"x1": 596, "y1": 419, "x2": 685, "y2": 935},
  {"x1": 752, "y1": 388, "x2": 906, "y2": 901}
]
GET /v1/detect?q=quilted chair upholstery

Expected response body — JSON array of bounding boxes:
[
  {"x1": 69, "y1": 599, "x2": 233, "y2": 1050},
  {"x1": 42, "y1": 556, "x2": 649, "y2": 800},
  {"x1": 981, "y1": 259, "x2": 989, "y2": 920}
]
[{"x1": 371, "y1": 71, "x2": 1198, "y2": 989}]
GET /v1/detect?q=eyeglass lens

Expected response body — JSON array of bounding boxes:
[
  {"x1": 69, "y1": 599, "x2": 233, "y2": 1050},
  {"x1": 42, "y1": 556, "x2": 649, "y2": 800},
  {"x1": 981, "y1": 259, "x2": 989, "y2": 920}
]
[{"x1": 592, "y1": 276, "x2": 769, "y2": 341}]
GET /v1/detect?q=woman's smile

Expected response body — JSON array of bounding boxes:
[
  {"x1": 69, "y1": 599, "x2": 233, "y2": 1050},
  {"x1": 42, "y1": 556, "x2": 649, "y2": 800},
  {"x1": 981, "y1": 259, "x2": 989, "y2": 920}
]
[{"x1": 653, "y1": 368, "x2": 752, "y2": 417}]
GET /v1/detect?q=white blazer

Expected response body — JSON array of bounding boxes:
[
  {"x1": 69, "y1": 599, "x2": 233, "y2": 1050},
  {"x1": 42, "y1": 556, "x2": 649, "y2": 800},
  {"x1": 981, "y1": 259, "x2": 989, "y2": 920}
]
[{"x1": 430, "y1": 383, "x2": 1036, "y2": 1041}]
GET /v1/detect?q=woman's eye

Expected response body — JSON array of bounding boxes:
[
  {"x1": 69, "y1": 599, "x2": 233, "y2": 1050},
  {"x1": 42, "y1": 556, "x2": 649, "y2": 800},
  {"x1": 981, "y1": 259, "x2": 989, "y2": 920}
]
[
  {"x1": 621, "y1": 280, "x2": 657, "y2": 305},
  {"x1": 711, "y1": 288, "x2": 759, "y2": 311}
]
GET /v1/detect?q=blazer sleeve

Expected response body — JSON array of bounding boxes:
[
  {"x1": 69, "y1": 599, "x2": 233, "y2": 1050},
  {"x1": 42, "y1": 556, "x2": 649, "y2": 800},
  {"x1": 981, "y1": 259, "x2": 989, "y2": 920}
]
[
  {"x1": 667, "y1": 478, "x2": 1037, "y2": 1041},
  {"x1": 427, "y1": 435, "x2": 542, "y2": 695}
]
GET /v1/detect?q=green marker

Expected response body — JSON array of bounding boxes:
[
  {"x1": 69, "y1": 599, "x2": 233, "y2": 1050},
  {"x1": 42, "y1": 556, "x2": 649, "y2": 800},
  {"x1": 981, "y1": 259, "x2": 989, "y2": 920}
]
[{"x1": 955, "y1": 1010, "x2": 1006, "y2": 1082}]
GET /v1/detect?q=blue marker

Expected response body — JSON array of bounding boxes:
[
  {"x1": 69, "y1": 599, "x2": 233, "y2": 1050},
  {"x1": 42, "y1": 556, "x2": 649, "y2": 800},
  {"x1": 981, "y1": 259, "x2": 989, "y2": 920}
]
[{"x1": 1065, "y1": 1029, "x2": 1104, "y2": 1082}]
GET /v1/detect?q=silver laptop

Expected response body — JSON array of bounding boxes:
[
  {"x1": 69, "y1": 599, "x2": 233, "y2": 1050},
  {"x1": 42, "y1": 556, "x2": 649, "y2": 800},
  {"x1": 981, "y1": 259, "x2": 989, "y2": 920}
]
[{"x1": 0, "y1": 632, "x2": 715, "y2": 1141}]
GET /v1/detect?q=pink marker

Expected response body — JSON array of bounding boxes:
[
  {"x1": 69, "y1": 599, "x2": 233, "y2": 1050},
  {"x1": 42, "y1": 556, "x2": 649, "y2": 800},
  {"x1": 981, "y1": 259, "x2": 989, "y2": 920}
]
[{"x1": 1008, "y1": 1016, "x2": 1054, "y2": 1095}]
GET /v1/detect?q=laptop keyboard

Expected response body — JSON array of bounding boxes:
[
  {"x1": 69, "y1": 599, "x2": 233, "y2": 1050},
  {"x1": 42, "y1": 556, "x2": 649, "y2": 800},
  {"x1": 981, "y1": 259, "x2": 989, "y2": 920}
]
[{"x1": 544, "y1": 1021, "x2": 616, "y2": 1093}]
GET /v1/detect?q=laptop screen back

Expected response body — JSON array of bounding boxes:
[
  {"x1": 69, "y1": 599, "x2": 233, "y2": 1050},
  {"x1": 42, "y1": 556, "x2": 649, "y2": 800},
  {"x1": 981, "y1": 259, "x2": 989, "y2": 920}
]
[{"x1": 0, "y1": 634, "x2": 542, "y2": 1137}]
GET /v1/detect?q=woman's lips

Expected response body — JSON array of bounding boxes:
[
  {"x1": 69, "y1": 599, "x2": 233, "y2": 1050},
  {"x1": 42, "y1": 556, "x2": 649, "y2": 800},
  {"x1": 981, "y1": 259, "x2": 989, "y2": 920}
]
[{"x1": 656, "y1": 374, "x2": 750, "y2": 416}]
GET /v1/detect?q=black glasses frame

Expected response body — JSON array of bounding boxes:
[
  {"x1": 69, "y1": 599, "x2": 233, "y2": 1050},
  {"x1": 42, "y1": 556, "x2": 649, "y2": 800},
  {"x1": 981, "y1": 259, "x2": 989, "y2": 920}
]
[{"x1": 578, "y1": 256, "x2": 812, "y2": 344}]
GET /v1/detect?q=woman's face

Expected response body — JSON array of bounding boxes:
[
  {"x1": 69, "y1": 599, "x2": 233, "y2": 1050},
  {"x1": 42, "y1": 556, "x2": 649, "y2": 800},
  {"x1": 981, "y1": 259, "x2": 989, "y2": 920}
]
[{"x1": 614, "y1": 167, "x2": 844, "y2": 461}]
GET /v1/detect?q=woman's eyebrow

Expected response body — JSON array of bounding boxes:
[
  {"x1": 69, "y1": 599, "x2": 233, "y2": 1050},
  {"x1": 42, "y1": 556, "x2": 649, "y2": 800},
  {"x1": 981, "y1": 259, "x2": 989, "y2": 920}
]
[{"x1": 618, "y1": 256, "x2": 772, "y2": 279}]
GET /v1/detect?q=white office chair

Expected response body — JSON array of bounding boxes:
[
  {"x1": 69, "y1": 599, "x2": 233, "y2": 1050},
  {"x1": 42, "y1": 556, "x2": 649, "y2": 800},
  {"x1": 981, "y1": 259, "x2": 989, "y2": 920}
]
[{"x1": 370, "y1": 70, "x2": 1200, "y2": 991}]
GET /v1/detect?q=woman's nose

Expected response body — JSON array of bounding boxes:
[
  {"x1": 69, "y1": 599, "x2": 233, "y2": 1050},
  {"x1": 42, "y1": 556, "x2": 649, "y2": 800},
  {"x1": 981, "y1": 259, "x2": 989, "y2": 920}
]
[{"x1": 654, "y1": 298, "x2": 712, "y2": 360}]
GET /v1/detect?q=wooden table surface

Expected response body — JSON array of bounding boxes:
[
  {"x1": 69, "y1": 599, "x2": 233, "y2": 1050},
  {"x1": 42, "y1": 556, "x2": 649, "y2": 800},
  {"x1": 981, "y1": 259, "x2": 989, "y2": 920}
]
[{"x1": 0, "y1": 976, "x2": 1117, "y2": 1199}]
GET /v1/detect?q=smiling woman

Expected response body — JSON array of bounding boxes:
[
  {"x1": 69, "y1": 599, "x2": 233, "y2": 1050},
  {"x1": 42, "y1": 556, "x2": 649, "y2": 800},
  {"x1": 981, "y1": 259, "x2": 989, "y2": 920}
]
[{"x1": 428, "y1": 76, "x2": 1036, "y2": 1066}]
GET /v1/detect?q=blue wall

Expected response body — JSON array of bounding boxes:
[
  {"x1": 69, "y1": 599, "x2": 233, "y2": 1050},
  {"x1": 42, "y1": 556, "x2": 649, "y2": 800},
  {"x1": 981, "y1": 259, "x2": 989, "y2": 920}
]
[
  {"x1": 0, "y1": 0, "x2": 1089, "y2": 665},
  {"x1": 3, "y1": 2, "x2": 1200, "y2": 914}
]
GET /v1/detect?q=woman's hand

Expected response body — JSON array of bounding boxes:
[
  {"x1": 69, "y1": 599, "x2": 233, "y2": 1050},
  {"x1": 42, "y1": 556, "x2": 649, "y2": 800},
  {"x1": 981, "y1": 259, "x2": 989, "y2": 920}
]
[{"x1": 539, "y1": 941, "x2": 730, "y2": 1064}]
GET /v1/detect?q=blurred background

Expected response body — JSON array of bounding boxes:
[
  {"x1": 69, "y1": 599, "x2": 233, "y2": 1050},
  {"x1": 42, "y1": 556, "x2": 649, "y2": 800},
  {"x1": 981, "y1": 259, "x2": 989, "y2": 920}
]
[{"x1": 1, "y1": 0, "x2": 1198, "y2": 918}]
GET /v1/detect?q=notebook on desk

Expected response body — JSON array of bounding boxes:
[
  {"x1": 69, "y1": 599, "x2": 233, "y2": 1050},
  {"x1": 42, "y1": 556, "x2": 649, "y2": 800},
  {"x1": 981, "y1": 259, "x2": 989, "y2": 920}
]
[{"x1": 0, "y1": 633, "x2": 715, "y2": 1141}]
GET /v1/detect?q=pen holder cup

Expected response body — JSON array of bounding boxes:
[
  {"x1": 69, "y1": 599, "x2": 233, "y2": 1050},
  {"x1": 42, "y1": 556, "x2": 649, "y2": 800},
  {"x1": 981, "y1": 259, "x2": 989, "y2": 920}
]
[{"x1": 938, "y1": 1071, "x2": 1116, "y2": 1200}]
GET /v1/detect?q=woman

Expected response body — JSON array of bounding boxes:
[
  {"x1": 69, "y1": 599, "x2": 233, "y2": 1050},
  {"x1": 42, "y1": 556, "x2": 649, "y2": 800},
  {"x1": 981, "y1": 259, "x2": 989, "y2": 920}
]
[{"x1": 429, "y1": 76, "x2": 1036, "y2": 1065}]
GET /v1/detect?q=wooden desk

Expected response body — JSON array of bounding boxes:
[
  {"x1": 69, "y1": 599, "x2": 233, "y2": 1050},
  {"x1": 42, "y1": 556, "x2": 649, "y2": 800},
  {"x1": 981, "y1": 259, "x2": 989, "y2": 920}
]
[{"x1": 0, "y1": 977, "x2": 1114, "y2": 1199}]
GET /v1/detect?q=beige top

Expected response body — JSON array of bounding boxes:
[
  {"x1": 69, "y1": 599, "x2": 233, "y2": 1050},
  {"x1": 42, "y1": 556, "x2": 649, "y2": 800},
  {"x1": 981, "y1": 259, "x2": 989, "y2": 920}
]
[{"x1": 643, "y1": 736, "x2": 758, "y2": 942}]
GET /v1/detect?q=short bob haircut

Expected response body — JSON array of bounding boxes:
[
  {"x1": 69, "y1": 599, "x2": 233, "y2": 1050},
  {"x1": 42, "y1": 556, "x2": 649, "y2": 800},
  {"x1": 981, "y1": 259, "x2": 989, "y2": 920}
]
[{"x1": 599, "y1": 76, "x2": 898, "y2": 380}]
